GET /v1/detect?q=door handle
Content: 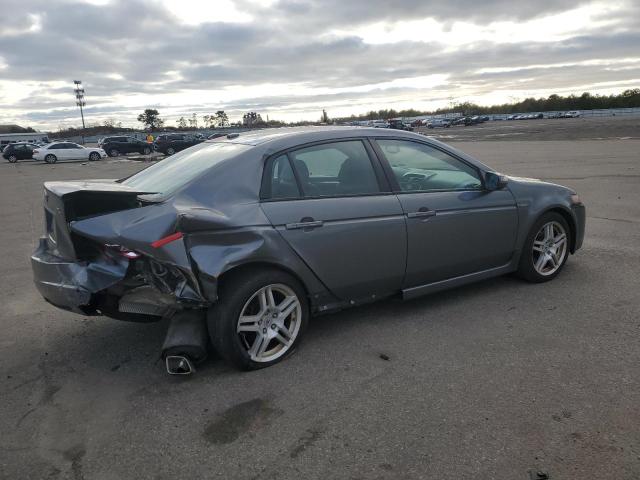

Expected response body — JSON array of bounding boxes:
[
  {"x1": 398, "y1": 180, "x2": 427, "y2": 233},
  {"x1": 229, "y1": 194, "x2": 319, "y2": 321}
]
[
  {"x1": 285, "y1": 220, "x2": 324, "y2": 230},
  {"x1": 407, "y1": 208, "x2": 436, "y2": 219}
]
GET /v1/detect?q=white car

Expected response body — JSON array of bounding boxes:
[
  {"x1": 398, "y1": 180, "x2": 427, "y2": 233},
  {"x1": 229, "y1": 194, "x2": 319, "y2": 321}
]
[{"x1": 32, "y1": 142, "x2": 107, "y2": 164}]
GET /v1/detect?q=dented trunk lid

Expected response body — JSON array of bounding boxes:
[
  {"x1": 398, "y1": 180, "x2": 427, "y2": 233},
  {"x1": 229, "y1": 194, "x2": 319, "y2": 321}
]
[{"x1": 43, "y1": 180, "x2": 155, "y2": 260}]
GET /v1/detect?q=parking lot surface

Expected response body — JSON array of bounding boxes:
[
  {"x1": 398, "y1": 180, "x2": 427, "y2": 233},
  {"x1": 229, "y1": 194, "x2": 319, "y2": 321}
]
[{"x1": 1, "y1": 136, "x2": 639, "y2": 479}]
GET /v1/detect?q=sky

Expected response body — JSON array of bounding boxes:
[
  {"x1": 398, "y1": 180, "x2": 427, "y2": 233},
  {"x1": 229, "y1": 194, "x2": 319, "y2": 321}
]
[{"x1": 0, "y1": 0, "x2": 638, "y2": 130}]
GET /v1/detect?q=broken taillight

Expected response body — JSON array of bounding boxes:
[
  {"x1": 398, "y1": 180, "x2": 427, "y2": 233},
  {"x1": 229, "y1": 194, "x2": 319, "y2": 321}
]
[{"x1": 105, "y1": 244, "x2": 142, "y2": 259}]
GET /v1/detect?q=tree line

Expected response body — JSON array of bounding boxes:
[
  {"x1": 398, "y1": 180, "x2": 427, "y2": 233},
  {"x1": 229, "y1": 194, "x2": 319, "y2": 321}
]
[
  {"x1": 334, "y1": 89, "x2": 640, "y2": 121},
  {"x1": 48, "y1": 88, "x2": 640, "y2": 137}
]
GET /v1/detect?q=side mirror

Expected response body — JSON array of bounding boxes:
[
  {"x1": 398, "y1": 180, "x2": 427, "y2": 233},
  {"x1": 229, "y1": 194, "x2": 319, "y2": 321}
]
[{"x1": 484, "y1": 171, "x2": 508, "y2": 191}]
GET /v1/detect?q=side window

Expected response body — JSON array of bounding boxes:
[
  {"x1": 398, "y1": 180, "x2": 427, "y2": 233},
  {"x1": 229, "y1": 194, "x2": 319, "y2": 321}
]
[
  {"x1": 49, "y1": 144, "x2": 63, "y2": 149},
  {"x1": 268, "y1": 155, "x2": 300, "y2": 200},
  {"x1": 376, "y1": 139, "x2": 482, "y2": 192},
  {"x1": 289, "y1": 140, "x2": 379, "y2": 197}
]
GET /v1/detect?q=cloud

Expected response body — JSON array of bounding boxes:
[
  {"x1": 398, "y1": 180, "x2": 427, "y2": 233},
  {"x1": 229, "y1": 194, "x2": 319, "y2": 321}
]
[{"x1": 0, "y1": 0, "x2": 637, "y2": 128}]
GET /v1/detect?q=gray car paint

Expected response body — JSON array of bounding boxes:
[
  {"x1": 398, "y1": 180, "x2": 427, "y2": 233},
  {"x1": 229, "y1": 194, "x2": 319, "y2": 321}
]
[{"x1": 31, "y1": 126, "x2": 585, "y2": 319}]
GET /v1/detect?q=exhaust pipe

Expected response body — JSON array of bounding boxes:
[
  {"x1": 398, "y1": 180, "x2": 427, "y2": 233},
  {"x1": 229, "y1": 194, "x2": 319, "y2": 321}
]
[
  {"x1": 165, "y1": 355, "x2": 195, "y2": 375},
  {"x1": 162, "y1": 310, "x2": 208, "y2": 375}
]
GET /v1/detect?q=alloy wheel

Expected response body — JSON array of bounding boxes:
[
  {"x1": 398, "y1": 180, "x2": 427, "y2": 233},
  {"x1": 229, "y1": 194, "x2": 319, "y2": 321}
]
[
  {"x1": 531, "y1": 221, "x2": 568, "y2": 276},
  {"x1": 237, "y1": 284, "x2": 302, "y2": 363}
]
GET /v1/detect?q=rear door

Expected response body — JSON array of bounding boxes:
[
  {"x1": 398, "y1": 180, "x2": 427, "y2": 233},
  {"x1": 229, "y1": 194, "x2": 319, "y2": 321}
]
[
  {"x1": 67, "y1": 143, "x2": 86, "y2": 159},
  {"x1": 260, "y1": 139, "x2": 407, "y2": 301},
  {"x1": 373, "y1": 138, "x2": 518, "y2": 287},
  {"x1": 51, "y1": 143, "x2": 72, "y2": 159},
  {"x1": 14, "y1": 145, "x2": 29, "y2": 159}
]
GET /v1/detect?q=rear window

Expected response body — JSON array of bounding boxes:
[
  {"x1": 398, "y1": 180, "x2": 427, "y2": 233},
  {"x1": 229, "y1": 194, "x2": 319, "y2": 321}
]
[{"x1": 122, "y1": 142, "x2": 250, "y2": 199}]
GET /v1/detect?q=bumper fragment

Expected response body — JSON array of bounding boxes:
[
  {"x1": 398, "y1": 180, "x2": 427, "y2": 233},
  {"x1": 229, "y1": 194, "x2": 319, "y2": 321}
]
[{"x1": 31, "y1": 237, "x2": 129, "y2": 314}]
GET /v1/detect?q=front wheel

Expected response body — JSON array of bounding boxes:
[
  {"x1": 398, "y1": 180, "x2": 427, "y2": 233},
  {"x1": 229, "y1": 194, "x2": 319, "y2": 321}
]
[
  {"x1": 166, "y1": 147, "x2": 176, "y2": 155},
  {"x1": 208, "y1": 269, "x2": 309, "y2": 370},
  {"x1": 108, "y1": 148, "x2": 119, "y2": 157},
  {"x1": 143, "y1": 147, "x2": 151, "y2": 155},
  {"x1": 7, "y1": 155, "x2": 17, "y2": 163},
  {"x1": 517, "y1": 212, "x2": 570, "y2": 282},
  {"x1": 44, "y1": 154, "x2": 57, "y2": 164}
]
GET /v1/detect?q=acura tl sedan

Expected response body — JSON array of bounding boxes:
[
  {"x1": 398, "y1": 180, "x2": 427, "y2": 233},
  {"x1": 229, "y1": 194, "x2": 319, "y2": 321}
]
[
  {"x1": 31, "y1": 127, "x2": 585, "y2": 374},
  {"x1": 32, "y1": 142, "x2": 107, "y2": 163}
]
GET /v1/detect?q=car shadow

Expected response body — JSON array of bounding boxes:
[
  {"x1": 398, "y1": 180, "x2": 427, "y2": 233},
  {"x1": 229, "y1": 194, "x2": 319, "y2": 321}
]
[{"x1": 11, "y1": 272, "x2": 537, "y2": 386}]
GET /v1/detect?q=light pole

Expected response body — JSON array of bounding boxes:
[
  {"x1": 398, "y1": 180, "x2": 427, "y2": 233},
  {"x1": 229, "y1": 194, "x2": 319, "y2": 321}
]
[{"x1": 74, "y1": 80, "x2": 86, "y2": 143}]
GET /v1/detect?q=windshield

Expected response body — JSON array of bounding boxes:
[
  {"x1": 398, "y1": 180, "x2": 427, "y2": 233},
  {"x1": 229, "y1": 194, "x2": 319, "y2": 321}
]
[{"x1": 122, "y1": 142, "x2": 250, "y2": 199}]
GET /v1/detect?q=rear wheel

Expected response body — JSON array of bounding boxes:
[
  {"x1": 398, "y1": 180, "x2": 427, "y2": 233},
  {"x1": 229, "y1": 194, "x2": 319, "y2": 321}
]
[
  {"x1": 7, "y1": 154, "x2": 17, "y2": 163},
  {"x1": 208, "y1": 269, "x2": 309, "y2": 370},
  {"x1": 44, "y1": 154, "x2": 57, "y2": 164},
  {"x1": 166, "y1": 147, "x2": 176, "y2": 155},
  {"x1": 517, "y1": 212, "x2": 570, "y2": 282},
  {"x1": 143, "y1": 147, "x2": 151, "y2": 155},
  {"x1": 89, "y1": 152, "x2": 101, "y2": 161},
  {"x1": 109, "y1": 148, "x2": 119, "y2": 157}
]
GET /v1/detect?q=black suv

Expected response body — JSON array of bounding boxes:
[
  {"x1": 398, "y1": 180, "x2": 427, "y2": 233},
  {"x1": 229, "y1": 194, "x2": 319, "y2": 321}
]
[
  {"x1": 99, "y1": 136, "x2": 153, "y2": 157},
  {"x1": 388, "y1": 119, "x2": 413, "y2": 131},
  {"x1": 2, "y1": 143, "x2": 38, "y2": 163},
  {"x1": 153, "y1": 134, "x2": 203, "y2": 155}
]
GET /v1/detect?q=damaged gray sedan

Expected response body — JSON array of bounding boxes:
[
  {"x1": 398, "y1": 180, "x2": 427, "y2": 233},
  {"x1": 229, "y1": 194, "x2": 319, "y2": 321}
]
[{"x1": 31, "y1": 127, "x2": 585, "y2": 374}]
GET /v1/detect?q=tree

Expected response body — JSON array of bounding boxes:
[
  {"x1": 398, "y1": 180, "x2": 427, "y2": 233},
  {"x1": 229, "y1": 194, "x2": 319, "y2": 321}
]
[
  {"x1": 242, "y1": 111, "x2": 262, "y2": 127},
  {"x1": 215, "y1": 110, "x2": 229, "y2": 127},
  {"x1": 176, "y1": 116, "x2": 188, "y2": 129},
  {"x1": 188, "y1": 113, "x2": 198, "y2": 129},
  {"x1": 137, "y1": 109, "x2": 164, "y2": 131},
  {"x1": 203, "y1": 115, "x2": 212, "y2": 128}
]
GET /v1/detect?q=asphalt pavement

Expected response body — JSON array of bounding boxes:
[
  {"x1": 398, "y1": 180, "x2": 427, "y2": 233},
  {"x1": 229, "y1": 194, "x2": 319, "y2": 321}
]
[{"x1": 0, "y1": 138, "x2": 638, "y2": 479}]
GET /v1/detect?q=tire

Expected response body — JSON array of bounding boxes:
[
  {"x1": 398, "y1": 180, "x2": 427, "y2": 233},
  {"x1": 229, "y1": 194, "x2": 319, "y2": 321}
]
[
  {"x1": 166, "y1": 147, "x2": 176, "y2": 155},
  {"x1": 89, "y1": 152, "x2": 101, "y2": 161},
  {"x1": 207, "y1": 268, "x2": 309, "y2": 371},
  {"x1": 7, "y1": 155, "x2": 17, "y2": 163},
  {"x1": 44, "y1": 154, "x2": 57, "y2": 164},
  {"x1": 109, "y1": 148, "x2": 119, "y2": 157},
  {"x1": 143, "y1": 147, "x2": 151, "y2": 155},
  {"x1": 517, "y1": 212, "x2": 571, "y2": 283}
]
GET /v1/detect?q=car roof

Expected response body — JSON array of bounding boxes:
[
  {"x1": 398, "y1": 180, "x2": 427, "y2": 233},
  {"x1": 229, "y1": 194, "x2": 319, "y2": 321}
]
[{"x1": 205, "y1": 126, "x2": 422, "y2": 149}]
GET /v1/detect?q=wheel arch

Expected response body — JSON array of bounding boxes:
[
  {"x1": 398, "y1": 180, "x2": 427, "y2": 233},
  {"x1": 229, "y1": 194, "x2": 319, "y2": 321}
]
[
  {"x1": 216, "y1": 261, "x2": 311, "y2": 300},
  {"x1": 538, "y1": 206, "x2": 577, "y2": 253}
]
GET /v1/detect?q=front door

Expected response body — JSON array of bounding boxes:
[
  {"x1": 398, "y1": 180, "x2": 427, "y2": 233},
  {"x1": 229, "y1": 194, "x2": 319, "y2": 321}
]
[
  {"x1": 260, "y1": 140, "x2": 407, "y2": 301},
  {"x1": 374, "y1": 138, "x2": 518, "y2": 287}
]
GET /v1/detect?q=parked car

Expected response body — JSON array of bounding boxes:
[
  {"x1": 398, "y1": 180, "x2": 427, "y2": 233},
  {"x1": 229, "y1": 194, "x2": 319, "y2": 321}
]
[
  {"x1": 2, "y1": 143, "x2": 39, "y2": 163},
  {"x1": 99, "y1": 136, "x2": 153, "y2": 157},
  {"x1": 388, "y1": 119, "x2": 413, "y2": 131},
  {"x1": 564, "y1": 111, "x2": 581, "y2": 118},
  {"x1": 207, "y1": 133, "x2": 226, "y2": 140},
  {"x1": 31, "y1": 127, "x2": 585, "y2": 374},
  {"x1": 153, "y1": 134, "x2": 203, "y2": 155},
  {"x1": 32, "y1": 142, "x2": 107, "y2": 164},
  {"x1": 427, "y1": 119, "x2": 451, "y2": 129},
  {"x1": 369, "y1": 120, "x2": 389, "y2": 128}
]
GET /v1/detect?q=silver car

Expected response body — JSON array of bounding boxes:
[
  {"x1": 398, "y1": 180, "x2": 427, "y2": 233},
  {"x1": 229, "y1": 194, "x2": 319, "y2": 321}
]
[{"x1": 31, "y1": 127, "x2": 585, "y2": 374}]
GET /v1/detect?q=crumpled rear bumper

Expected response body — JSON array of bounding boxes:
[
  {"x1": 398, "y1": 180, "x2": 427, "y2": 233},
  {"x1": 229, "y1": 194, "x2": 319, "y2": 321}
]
[{"x1": 31, "y1": 237, "x2": 129, "y2": 315}]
